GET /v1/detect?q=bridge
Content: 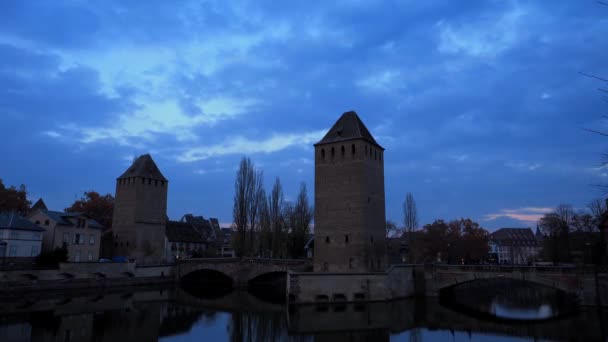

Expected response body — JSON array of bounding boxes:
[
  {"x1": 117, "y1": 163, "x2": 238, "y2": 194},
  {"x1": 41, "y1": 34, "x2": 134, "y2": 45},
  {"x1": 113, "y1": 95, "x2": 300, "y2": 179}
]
[
  {"x1": 176, "y1": 257, "x2": 312, "y2": 288},
  {"x1": 425, "y1": 264, "x2": 608, "y2": 305}
]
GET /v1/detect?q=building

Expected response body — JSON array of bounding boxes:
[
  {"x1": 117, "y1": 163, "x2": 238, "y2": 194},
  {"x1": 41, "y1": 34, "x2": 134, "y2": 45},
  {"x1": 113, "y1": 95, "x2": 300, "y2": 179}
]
[
  {"x1": 112, "y1": 154, "x2": 168, "y2": 263},
  {"x1": 219, "y1": 227, "x2": 235, "y2": 257},
  {"x1": 313, "y1": 111, "x2": 387, "y2": 272},
  {"x1": 489, "y1": 228, "x2": 540, "y2": 265},
  {"x1": 0, "y1": 212, "x2": 44, "y2": 258},
  {"x1": 28, "y1": 205, "x2": 104, "y2": 262},
  {"x1": 165, "y1": 220, "x2": 207, "y2": 262}
]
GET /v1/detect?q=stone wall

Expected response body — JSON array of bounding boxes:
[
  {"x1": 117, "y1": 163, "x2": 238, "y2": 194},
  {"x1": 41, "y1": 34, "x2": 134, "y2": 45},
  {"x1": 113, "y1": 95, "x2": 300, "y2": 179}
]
[{"x1": 288, "y1": 265, "x2": 421, "y2": 303}]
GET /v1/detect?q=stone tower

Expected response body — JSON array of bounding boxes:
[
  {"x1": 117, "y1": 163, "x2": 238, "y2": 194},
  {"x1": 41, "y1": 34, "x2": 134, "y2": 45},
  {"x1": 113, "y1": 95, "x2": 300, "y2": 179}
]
[
  {"x1": 314, "y1": 111, "x2": 387, "y2": 272},
  {"x1": 112, "y1": 154, "x2": 168, "y2": 263}
]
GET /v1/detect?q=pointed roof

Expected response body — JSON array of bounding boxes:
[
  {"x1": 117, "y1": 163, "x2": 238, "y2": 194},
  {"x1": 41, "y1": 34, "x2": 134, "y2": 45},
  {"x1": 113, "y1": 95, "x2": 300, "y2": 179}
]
[
  {"x1": 31, "y1": 198, "x2": 47, "y2": 212},
  {"x1": 315, "y1": 111, "x2": 384, "y2": 150},
  {"x1": 117, "y1": 154, "x2": 168, "y2": 181}
]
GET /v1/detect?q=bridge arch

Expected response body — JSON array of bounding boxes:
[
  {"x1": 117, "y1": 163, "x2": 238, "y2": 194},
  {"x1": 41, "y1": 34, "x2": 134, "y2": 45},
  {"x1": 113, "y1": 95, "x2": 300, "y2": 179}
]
[
  {"x1": 180, "y1": 268, "x2": 235, "y2": 288},
  {"x1": 431, "y1": 267, "x2": 581, "y2": 297}
]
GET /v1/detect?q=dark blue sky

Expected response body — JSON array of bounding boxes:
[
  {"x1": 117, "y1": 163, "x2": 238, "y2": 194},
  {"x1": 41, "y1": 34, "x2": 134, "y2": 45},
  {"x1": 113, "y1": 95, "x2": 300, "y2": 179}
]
[{"x1": 1, "y1": 1, "x2": 607, "y2": 230}]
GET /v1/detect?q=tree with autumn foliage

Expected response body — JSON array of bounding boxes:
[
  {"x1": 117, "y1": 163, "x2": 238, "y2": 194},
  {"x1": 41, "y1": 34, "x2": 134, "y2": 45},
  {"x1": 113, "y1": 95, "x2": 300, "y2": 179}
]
[
  {"x1": 65, "y1": 191, "x2": 114, "y2": 229},
  {"x1": 415, "y1": 218, "x2": 489, "y2": 264},
  {"x1": 0, "y1": 179, "x2": 31, "y2": 216}
]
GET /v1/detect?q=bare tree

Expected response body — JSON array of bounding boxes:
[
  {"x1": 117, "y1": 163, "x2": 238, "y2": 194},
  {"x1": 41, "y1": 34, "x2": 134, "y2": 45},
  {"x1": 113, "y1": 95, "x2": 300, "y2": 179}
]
[
  {"x1": 403, "y1": 193, "x2": 418, "y2": 233},
  {"x1": 286, "y1": 183, "x2": 313, "y2": 259},
  {"x1": 269, "y1": 177, "x2": 285, "y2": 258},
  {"x1": 403, "y1": 193, "x2": 418, "y2": 261},
  {"x1": 233, "y1": 157, "x2": 264, "y2": 256}
]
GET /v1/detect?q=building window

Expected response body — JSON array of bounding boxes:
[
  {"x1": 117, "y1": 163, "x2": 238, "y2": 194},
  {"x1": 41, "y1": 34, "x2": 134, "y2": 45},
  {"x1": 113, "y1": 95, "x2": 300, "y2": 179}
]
[
  {"x1": 88, "y1": 251, "x2": 93, "y2": 261},
  {"x1": 35, "y1": 220, "x2": 40, "y2": 225},
  {"x1": 74, "y1": 233, "x2": 84, "y2": 245},
  {"x1": 63, "y1": 233, "x2": 70, "y2": 244},
  {"x1": 31, "y1": 246, "x2": 40, "y2": 256},
  {"x1": 142, "y1": 178, "x2": 145, "y2": 184},
  {"x1": 44, "y1": 220, "x2": 49, "y2": 225},
  {"x1": 9, "y1": 245, "x2": 17, "y2": 257},
  {"x1": 341, "y1": 145, "x2": 345, "y2": 157},
  {"x1": 331, "y1": 147, "x2": 335, "y2": 158},
  {"x1": 370, "y1": 235, "x2": 374, "y2": 243},
  {"x1": 321, "y1": 149, "x2": 325, "y2": 159},
  {"x1": 351, "y1": 144, "x2": 355, "y2": 155},
  {"x1": 32, "y1": 232, "x2": 41, "y2": 240},
  {"x1": 365, "y1": 145, "x2": 368, "y2": 155},
  {"x1": 325, "y1": 236, "x2": 330, "y2": 244},
  {"x1": 379, "y1": 153, "x2": 382, "y2": 161},
  {"x1": 148, "y1": 178, "x2": 152, "y2": 185},
  {"x1": 155, "y1": 180, "x2": 158, "y2": 186},
  {"x1": 89, "y1": 234, "x2": 95, "y2": 245},
  {"x1": 349, "y1": 257, "x2": 354, "y2": 269},
  {"x1": 161, "y1": 181, "x2": 165, "y2": 187},
  {"x1": 75, "y1": 250, "x2": 81, "y2": 262},
  {"x1": 11, "y1": 231, "x2": 19, "y2": 239},
  {"x1": 323, "y1": 262, "x2": 328, "y2": 271},
  {"x1": 345, "y1": 235, "x2": 349, "y2": 244}
]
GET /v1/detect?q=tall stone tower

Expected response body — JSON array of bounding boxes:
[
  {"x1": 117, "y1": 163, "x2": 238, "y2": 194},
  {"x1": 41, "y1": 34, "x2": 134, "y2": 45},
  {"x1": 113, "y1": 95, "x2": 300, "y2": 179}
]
[
  {"x1": 314, "y1": 111, "x2": 387, "y2": 272},
  {"x1": 112, "y1": 154, "x2": 168, "y2": 263}
]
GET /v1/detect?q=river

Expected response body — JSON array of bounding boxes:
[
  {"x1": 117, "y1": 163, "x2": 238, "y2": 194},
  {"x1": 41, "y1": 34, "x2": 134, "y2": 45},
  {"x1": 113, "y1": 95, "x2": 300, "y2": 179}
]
[{"x1": 0, "y1": 284, "x2": 606, "y2": 341}]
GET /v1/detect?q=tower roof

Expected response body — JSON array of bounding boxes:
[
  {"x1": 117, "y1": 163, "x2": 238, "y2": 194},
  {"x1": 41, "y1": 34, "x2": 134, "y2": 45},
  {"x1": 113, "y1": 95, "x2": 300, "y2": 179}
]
[
  {"x1": 31, "y1": 198, "x2": 48, "y2": 212},
  {"x1": 314, "y1": 111, "x2": 383, "y2": 149},
  {"x1": 117, "y1": 154, "x2": 168, "y2": 181}
]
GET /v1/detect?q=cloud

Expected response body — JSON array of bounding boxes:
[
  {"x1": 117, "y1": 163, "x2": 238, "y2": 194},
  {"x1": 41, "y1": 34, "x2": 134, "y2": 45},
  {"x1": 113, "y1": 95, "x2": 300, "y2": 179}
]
[
  {"x1": 483, "y1": 207, "x2": 553, "y2": 224},
  {"x1": 50, "y1": 97, "x2": 259, "y2": 147},
  {"x1": 505, "y1": 160, "x2": 542, "y2": 172},
  {"x1": 177, "y1": 130, "x2": 326, "y2": 162},
  {"x1": 436, "y1": 3, "x2": 528, "y2": 58}
]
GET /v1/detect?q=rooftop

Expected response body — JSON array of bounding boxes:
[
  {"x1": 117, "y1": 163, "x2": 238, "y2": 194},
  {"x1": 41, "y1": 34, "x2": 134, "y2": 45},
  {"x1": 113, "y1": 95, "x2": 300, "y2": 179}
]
[
  {"x1": 0, "y1": 212, "x2": 45, "y2": 232},
  {"x1": 315, "y1": 111, "x2": 383, "y2": 149},
  {"x1": 117, "y1": 154, "x2": 168, "y2": 181}
]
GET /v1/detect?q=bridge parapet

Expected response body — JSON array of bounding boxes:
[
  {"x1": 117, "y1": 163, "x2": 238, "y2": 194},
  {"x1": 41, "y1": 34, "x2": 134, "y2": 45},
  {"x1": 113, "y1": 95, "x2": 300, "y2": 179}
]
[{"x1": 176, "y1": 258, "x2": 311, "y2": 288}]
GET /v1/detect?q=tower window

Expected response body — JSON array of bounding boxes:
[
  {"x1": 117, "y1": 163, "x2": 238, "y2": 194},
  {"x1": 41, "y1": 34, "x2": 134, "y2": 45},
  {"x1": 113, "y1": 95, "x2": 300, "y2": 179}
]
[
  {"x1": 351, "y1": 144, "x2": 355, "y2": 155},
  {"x1": 365, "y1": 145, "x2": 368, "y2": 155},
  {"x1": 379, "y1": 153, "x2": 382, "y2": 161},
  {"x1": 325, "y1": 236, "x2": 330, "y2": 244},
  {"x1": 161, "y1": 181, "x2": 165, "y2": 187},
  {"x1": 321, "y1": 149, "x2": 325, "y2": 159},
  {"x1": 155, "y1": 180, "x2": 158, "y2": 186},
  {"x1": 341, "y1": 145, "x2": 345, "y2": 157},
  {"x1": 345, "y1": 235, "x2": 349, "y2": 244},
  {"x1": 349, "y1": 257, "x2": 354, "y2": 269},
  {"x1": 142, "y1": 178, "x2": 145, "y2": 184},
  {"x1": 148, "y1": 179, "x2": 152, "y2": 185},
  {"x1": 374, "y1": 150, "x2": 377, "y2": 160},
  {"x1": 331, "y1": 147, "x2": 335, "y2": 158},
  {"x1": 370, "y1": 235, "x2": 374, "y2": 243}
]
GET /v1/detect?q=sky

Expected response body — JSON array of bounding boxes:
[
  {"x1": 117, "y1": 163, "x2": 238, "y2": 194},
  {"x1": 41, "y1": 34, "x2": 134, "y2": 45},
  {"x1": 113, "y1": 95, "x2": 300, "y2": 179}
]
[{"x1": 1, "y1": 0, "x2": 607, "y2": 230}]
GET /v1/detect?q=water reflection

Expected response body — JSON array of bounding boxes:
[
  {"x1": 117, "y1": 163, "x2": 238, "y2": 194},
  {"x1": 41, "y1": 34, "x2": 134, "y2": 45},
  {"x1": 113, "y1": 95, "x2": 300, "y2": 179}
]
[
  {"x1": 440, "y1": 278, "x2": 578, "y2": 321},
  {"x1": 0, "y1": 285, "x2": 605, "y2": 341}
]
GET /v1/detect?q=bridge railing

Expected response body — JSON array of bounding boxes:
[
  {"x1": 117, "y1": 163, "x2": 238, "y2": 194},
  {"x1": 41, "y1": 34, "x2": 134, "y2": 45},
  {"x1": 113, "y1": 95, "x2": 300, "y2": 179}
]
[
  {"x1": 177, "y1": 257, "x2": 310, "y2": 266},
  {"x1": 428, "y1": 264, "x2": 592, "y2": 274}
]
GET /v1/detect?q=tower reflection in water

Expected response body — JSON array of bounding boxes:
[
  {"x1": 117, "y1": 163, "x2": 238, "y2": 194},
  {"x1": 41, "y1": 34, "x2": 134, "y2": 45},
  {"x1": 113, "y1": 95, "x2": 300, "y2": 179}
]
[{"x1": 0, "y1": 284, "x2": 606, "y2": 341}]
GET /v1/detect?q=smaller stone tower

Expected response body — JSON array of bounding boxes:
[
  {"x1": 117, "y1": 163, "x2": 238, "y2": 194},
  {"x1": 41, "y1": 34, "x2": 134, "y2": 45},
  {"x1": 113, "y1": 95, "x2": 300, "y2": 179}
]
[
  {"x1": 112, "y1": 154, "x2": 168, "y2": 263},
  {"x1": 314, "y1": 111, "x2": 387, "y2": 272}
]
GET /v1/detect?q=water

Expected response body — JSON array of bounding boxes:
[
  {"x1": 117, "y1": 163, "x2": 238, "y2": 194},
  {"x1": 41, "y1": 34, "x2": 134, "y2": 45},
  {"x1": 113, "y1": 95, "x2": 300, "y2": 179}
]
[{"x1": 0, "y1": 285, "x2": 606, "y2": 341}]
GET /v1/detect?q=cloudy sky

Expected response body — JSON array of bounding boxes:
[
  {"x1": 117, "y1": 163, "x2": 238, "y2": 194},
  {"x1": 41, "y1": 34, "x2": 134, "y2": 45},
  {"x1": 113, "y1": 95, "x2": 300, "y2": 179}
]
[{"x1": 1, "y1": 1, "x2": 607, "y2": 230}]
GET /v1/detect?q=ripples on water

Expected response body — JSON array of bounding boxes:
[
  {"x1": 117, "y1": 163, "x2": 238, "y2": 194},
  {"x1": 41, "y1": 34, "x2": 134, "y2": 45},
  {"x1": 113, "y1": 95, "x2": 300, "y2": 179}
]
[{"x1": 0, "y1": 284, "x2": 606, "y2": 341}]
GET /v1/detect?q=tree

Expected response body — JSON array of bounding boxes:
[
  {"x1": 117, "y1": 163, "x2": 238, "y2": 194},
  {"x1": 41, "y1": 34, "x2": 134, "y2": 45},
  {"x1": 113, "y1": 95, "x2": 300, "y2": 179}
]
[
  {"x1": 285, "y1": 183, "x2": 313, "y2": 259},
  {"x1": 269, "y1": 178, "x2": 285, "y2": 258},
  {"x1": 539, "y1": 204, "x2": 574, "y2": 263},
  {"x1": 65, "y1": 191, "x2": 114, "y2": 229},
  {"x1": 416, "y1": 218, "x2": 488, "y2": 264},
  {"x1": 0, "y1": 179, "x2": 31, "y2": 216},
  {"x1": 403, "y1": 193, "x2": 418, "y2": 261},
  {"x1": 233, "y1": 157, "x2": 264, "y2": 257}
]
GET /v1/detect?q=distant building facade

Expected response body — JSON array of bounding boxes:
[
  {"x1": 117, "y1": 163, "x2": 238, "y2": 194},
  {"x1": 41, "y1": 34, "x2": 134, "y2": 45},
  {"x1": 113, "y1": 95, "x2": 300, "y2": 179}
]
[
  {"x1": 219, "y1": 227, "x2": 235, "y2": 257},
  {"x1": 112, "y1": 154, "x2": 168, "y2": 263},
  {"x1": 28, "y1": 204, "x2": 104, "y2": 262},
  {"x1": 0, "y1": 212, "x2": 44, "y2": 258},
  {"x1": 489, "y1": 228, "x2": 540, "y2": 264},
  {"x1": 313, "y1": 111, "x2": 387, "y2": 272}
]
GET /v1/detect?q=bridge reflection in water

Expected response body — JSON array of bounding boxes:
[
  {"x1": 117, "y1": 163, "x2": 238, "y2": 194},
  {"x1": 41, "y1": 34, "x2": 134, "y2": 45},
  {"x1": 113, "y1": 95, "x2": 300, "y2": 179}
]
[{"x1": 0, "y1": 286, "x2": 606, "y2": 341}]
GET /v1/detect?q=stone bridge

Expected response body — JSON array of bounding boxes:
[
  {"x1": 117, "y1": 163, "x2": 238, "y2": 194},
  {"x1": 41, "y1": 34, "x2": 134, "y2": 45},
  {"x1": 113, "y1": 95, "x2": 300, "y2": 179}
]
[
  {"x1": 176, "y1": 257, "x2": 312, "y2": 288},
  {"x1": 425, "y1": 264, "x2": 608, "y2": 305}
]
